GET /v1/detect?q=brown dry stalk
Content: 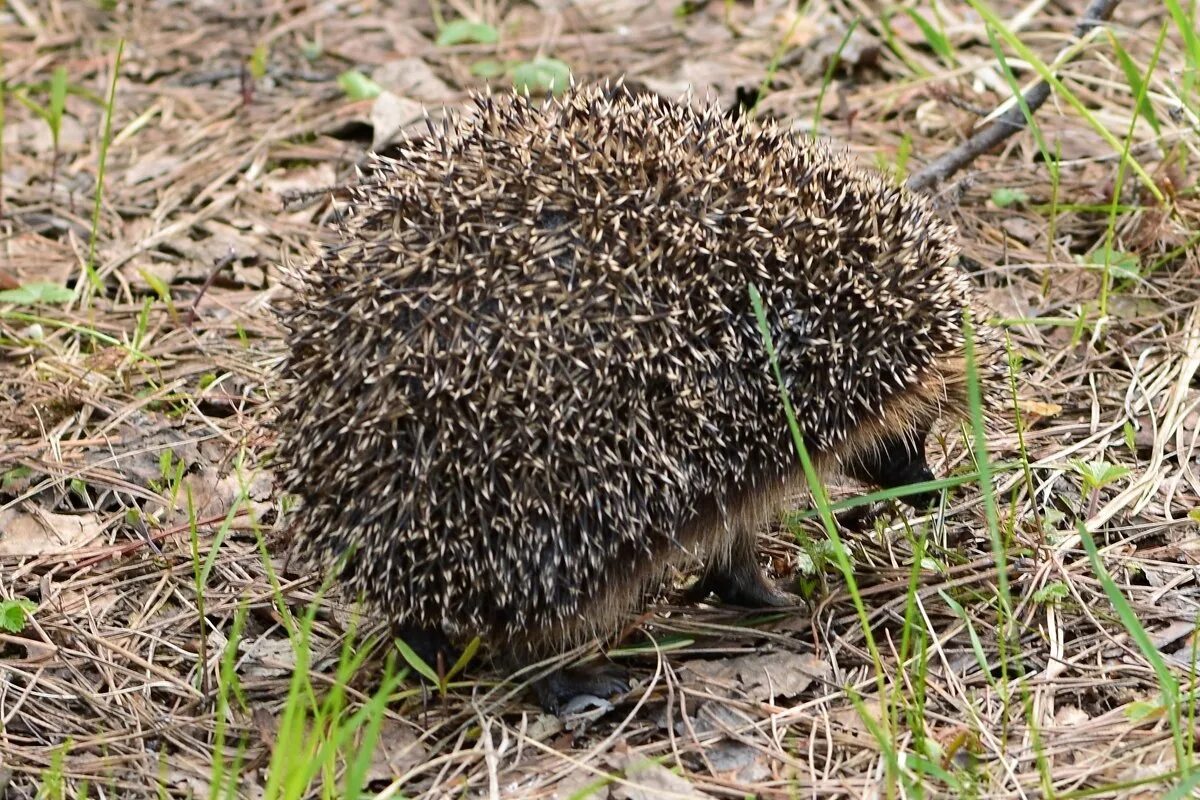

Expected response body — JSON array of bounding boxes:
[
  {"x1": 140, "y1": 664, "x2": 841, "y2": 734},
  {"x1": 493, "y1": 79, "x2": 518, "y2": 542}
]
[{"x1": 906, "y1": 0, "x2": 1124, "y2": 193}]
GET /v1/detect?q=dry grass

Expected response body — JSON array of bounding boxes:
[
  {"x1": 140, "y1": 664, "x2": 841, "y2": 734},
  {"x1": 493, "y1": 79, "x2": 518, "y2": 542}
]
[{"x1": 2, "y1": 0, "x2": 1199, "y2": 797}]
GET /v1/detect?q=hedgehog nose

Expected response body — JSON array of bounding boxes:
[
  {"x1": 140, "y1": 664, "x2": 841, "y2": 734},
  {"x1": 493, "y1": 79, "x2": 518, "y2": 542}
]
[{"x1": 900, "y1": 467, "x2": 940, "y2": 511}]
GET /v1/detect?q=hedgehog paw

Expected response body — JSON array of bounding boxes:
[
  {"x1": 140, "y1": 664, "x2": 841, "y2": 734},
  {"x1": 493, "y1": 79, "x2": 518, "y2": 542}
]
[
  {"x1": 687, "y1": 565, "x2": 796, "y2": 609},
  {"x1": 533, "y1": 664, "x2": 629, "y2": 715}
]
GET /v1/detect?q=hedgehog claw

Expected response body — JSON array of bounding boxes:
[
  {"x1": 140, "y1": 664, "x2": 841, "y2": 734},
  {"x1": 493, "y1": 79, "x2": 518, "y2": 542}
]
[{"x1": 533, "y1": 665, "x2": 629, "y2": 715}]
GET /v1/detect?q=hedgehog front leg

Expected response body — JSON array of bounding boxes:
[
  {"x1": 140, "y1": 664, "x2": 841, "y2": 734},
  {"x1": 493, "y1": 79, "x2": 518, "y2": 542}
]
[
  {"x1": 847, "y1": 424, "x2": 939, "y2": 510},
  {"x1": 531, "y1": 665, "x2": 631, "y2": 715},
  {"x1": 687, "y1": 529, "x2": 795, "y2": 608}
]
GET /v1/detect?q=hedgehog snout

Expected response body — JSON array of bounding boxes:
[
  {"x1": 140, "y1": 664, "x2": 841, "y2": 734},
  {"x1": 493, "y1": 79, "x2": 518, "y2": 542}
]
[{"x1": 847, "y1": 425, "x2": 940, "y2": 510}]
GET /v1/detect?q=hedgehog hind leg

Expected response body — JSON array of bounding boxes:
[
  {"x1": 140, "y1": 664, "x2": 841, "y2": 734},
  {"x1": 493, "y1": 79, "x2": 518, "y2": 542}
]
[
  {"x1": 847, "y1": 424, "x2": 939, "y2": 510},
  {"x1": 687, "y1": 529, "x2": 795, "y2": 609}
]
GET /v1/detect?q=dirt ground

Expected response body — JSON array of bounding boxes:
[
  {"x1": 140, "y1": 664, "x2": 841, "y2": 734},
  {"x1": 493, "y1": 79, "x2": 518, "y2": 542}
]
[{"x1": 2, "y1": 0, "x2": 1199, "y2": 797}]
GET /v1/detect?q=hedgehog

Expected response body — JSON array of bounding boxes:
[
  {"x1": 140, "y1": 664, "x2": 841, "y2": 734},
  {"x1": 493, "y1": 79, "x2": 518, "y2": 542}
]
[{"x1": 273, "y1": 81, "x2": 997, "y2": 713}]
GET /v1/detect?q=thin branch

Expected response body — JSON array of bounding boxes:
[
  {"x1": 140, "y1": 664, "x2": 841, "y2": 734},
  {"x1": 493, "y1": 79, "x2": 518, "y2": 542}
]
[{"x1": 906, "y1": 0, "x2": 1123, "y2": 194}]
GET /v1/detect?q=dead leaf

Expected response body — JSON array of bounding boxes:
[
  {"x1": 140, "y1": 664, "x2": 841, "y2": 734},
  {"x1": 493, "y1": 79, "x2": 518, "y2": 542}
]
[
  {"x1": 915, "y1": 98, "x2": 950, "y2": 136},
  {"x1": 0, "y1": 505, "x2": 104, "y2": 556},
  {"x1": 1054, "y1": 705, "x2": 1090, "y2": 727},
  {"x1": 372, "y1": 58, "x2": 452, "y2": 105},
  {"x1": 55, "y1": 586, "x2": 120, "y2": 620},
  {"x1": 552, "y1": 773, "x2": 610, "y2": 799},
  {"x1": 831, "y1": 696, "x2": 885, "y2": 736},
  {"x1": 364, "y1": 719, "x2": 427, "y2": 783},
  {"x1": 176, "y1": 467, "x2": 272, "y2": 525},
  {"x1": 610, "y1": 754, "x2": 711, "y2": 800},
  {"x1": 2, "y1": 114, "x2": 86, "y2": 156},
  {"x1": 1042, "y1": 123, "x2": 1113, "y2": 164},
  {"x1": 1017, "y1": 398, "x2": 1063, "y2": 419},
  {"x1": 371, "y1": 91, "x2": 426, "y2": 151},
  {"x1": 1001, "y1": 216, "x2": 1042, "y2": 245},
  {"x1": 681, "y1": 650, "x2": 830, "y2": 702},
  {"x1": 706, "y1": 739, "x2": 772, "y2": 783},
  {"x1": 0, "y1": 632, "x2": 58, "y2": 663},
  {"x1": 263, "y1": 162, "x2": 337, "y2": 204},
  {"x1": 239, "y1": 636, "x2": 297, "y2": 679}
]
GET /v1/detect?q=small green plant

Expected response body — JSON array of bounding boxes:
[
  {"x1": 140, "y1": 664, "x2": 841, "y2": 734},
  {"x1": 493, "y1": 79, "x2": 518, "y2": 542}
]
[
  {"x1": 966, "y1": 0, "x2": 1163, "y2": 203},
  {"x1": 38, "y1": 739, "x2": 71, "y2": 800},
  {"x1": 0, "y1": 598, "x2": 37, "y2": 633},
  {"x1": 69, "y1": 478, "x2": 88, "y2": 501},
  {"x1": 299, "y1": 36, "x2": 322, "y2": 61},
  {"x1": 1084, "y1": 246, "x2": 1142, "y2": 284},
  {"x1": 85, "y1": 39, "x2": 125, "y2": 297},
  {"x1": 1124, "y1": 420, "x2": 1139, "y2": 453},
  {"x1": 10, "y1": 67, "x2": 68, "y2": 185},
  {"x1": 468, "y1": 56, "x2": 572, "y2": 95},
  {"x1": 1070, "y1": 459, "x2": 1130, "y2": 492},
  {"x1": 395, "y1": 634, "x2": 482, "y2": 698},
  {"x1": 209, "y1": 602, "x2": 250, "y2": 800},
  {"x1": 748, "y1": 282, "x2": 906, "y2": 788},
  {"x1": 1032, "y1": 581, "x2": 1070, "y2": 606},
  {"x1": 248, "y1": 41, "x2": 270, "y2": 80},
  {"x1": 1108, "y1": 30, "x2": 1163, "y2": 137},
  {"x1": 137, "y1": 267, "x2": 176, "y2": 317},
  {"x1": 1071, "y1": 458, "x2": 1131, "y2": 519},
  {"x1": 673, "y1": 0, "x2": 704, "y2": 18},
  {"x1": 0, "y1": 282, "x2": 74, "y2": 305},
  {"x1": 511, "y1": 57, "x2": 571, "y2": 95},
  {"x1": 3, "y1": 465, "x2": 34, "y2": 491},
  {"x1": 436, "y1": 19, "x2": 499, "y2": 46},
  {"x1": 1096, "y1": 20, "x2": 1166, "y2": 319},
  {"x1": 336, "y1": 70, "x2": 382, "y2": 101},
  {"x1": 990, "y1": 187, "x2": 1029, "y2": 208},
  {"x1": 789, "y1": 531, "x2": 836, "y2": 600},
  {"x1": 0, "y1": 79, "x2": 6, "y2": 216},
  {"x1": 1079, "y1": 523, "x2": 1191, "y2": 780},
  {"x1": 1163, "y1": 0, "x2": 1198, "y2": 105}
]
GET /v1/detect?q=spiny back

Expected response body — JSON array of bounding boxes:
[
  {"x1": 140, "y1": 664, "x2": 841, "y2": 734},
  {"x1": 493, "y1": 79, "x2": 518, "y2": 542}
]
[{"x1": 274, "y1": 83, "x2": 970, "y2": 640}]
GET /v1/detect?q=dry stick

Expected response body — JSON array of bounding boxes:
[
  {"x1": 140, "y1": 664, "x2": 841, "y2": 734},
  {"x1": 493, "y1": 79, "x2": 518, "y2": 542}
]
[
  {"x1": 906, "y1": 0, "x2": 1124, "y2": 194},
  {"x1": 184, "y1": 247, "x2": 238, "y2": 327}
]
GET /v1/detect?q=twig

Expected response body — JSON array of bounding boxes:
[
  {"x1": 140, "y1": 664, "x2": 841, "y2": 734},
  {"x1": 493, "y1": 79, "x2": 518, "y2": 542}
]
[
  {"x1": 906, "y1": 0, "x2": 1123, "y2": 194},
  {"x1": 184, "y1": 247, "x2": 238, "y2": 327}
]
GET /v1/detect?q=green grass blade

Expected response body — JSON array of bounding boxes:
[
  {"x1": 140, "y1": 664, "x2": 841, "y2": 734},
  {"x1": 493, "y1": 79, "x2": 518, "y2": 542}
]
[
  {"x1": 965, "y1": 0, "x2": 1163, "y2": 202},
  {"x1": 812, "y1": 17, "x2": 860, "y2": 131},
  {"x1": 905, "y1": 8, "x2": 954, "y2": 65},
  {"x1": 395, "y1": 637, "x2": 440, "y2": 685},
  {"x1": 48, "y1": 66, "x2": 67, "y2": 143},
  {"x1": 1078, "y1": 522, "x2": 1187, "y2": 775},
  {"x1": 1162, "y1": 0, "x2": 1198, "y2": 101},
  {"x1": 1107, "y1": 29, "x2": 1163, "y2": 136},
  {"x1": 748, "y1": 282, "x2": 897, "y2": 786},
  {"x1": 85, "y1": 39, "x2": 125, "y2": 295}
]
